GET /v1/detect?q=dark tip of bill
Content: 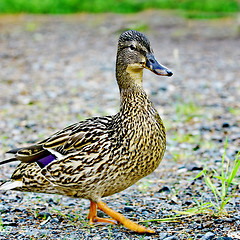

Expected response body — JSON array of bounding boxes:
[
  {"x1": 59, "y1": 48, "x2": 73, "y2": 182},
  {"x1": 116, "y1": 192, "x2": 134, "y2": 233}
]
[{"x1": 167, "y1": 70, "x2": 173, "y2": 76}]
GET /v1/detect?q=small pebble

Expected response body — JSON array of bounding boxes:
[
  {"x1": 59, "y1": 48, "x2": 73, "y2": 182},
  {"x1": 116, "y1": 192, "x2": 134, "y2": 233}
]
[
  {"x1": 200, "y1": 232, "x2": 215, "y2": 240},
  {"x1": 216, "y1": 237, "x2": 232, "y2": 240},
  {"x1": 2, "y1": 221, "x2": 18, "y2": 227},
  {"x1": 124, "y1": 206, "x2": 134, "y2": 212},
  {"x1": 183, "y1": 200, "x2": 193, "y2": 206},
  {"x1": 50, "y1": 218, "x2": 59, "y2": 224},
  {"x1": 0, "y1": 205, "x2": 10, "y2": 213},
  {"x1": 222, "y1": 122, "x2": 230, "y2": 128},
  {"x1": 158, "y1": 232, "x2": 168, "y2": 240},
  {"x1": 158, "y1": 186, "x2": 171, "y2": 193},
  {"x1": 187, "y1": 165, "x2": 203, "y2": 171},
  {"x1": 164, "y1": 236, "x2": 179, "y2": 240}
]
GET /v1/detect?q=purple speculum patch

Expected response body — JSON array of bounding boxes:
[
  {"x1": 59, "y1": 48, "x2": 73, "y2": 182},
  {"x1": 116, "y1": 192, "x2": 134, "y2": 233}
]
[{"x1": 37, "y1": 154, "x2": 56, "y2": 168}]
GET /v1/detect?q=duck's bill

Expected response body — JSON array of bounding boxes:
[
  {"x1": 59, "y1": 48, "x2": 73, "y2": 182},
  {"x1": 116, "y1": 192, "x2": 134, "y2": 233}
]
[{"x1": 144, "y1": 53, "x2": 173, "y2": 77}]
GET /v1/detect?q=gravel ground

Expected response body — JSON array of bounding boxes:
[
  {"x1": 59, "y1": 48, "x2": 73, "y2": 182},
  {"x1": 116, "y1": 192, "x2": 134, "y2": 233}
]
[{"x1": 0, "y1": 11, "x2": 240, "y2": 240}]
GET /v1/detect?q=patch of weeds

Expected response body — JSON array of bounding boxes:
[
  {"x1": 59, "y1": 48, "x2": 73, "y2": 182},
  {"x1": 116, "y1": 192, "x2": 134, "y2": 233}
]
[
  {"x1": 139, "y1": 234, "x2": 146, "y2": 240},
  {"x1": 36, "y1": 211, "x2": 50, "y2": 220},
  {"x1": 0, "y1": 135, "x2": 10, "y2": 153},
  {"x1": 77, "y1": 71, "x2": 85, "y2": 79},
  {"x1": 25, "y1": 22, "x2": 38, "y2": 32},
  {"x1": 50, "y1": 208, "x2": 88, "y2": 228},
  {"x1": 130, "y1": 23, "x2": 149, "y2": 32},
  {"x1": 0, "y1": 217, "x2": 3, "y2": 231},
  {"x1": 67, "y1": 213, "x2": 76, "y2": 222},
  {"x1": 200, "y1": 140, "x2": 216, "y2": 150},
  {"x1": 171, "y1": 131, "x2": 216, "y2": 152},
  {"x1": 67, "y1": 212, "x2": 87, "y2": 226},
  {"x1": 164, "y1": 119, "x2": 173, "y2": 131},
  {"x1": 34, "y1": 208, "x2": 40, "y2": 219},
  {"x1": 228, "y1": 107, "x2": 240, "y2": 116},
  {"x1": 171, "y1": 150, "x2": 191, "y2": 162},
  {"x1": 125, "y1": 199, "x2": 131, "y2": 206},
  {"x1": 51, "y1": 207, "x2": 66, "y2": 219},
  {"x1": 0, "y1": 0, "x2": 238, "y2": 16},
  {"x1": 0, "y1": 135, "x2": 8, "y2": 141},
  {"x1": 76, "y1": 114, "x2": 87, "y2": 121},
  {"x1": 176, "y1": 196, "x2": 213, "y2": 216},
  {"x1": 192, "y1": 196, "x2": 213, "y2": 214},
  {"x1": 172, "y1": 132, "x2": 200, "y2": 144},
  {"x1": 39, "y1": 234, "x2": 48, "y2": 239},
  {"x1": 37, "y1": 133, "x2": 46, "y2": 140},
  {"x1": 108, "y1": 224, "x2": 112, "y2": 238},
  {"x1": 141, "y1": 138, "x2": 240, "y2": 224},
  {"x1": 136, "y1": 179, "x2": 152, "y2": 193},
  {"x1": 175, "y1": 100, "x2": 204, "y2": 122},
  {"x1": 189, "y1": 138, "x2": 239, "y2": 216},
  {"x1": 180, "y1": 232, "x2": 194, "y2": 240},
  {"x1": 140, "y1": 215, "x2": 185, "y2": 223},
  {"x1": 180, "y1": 10, "x2": 236, "y2": 19}
]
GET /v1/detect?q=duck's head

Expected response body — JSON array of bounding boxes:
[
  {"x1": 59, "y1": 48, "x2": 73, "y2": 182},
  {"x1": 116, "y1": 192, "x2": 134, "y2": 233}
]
[{"x1": 116, "y1": 30, "x2": 173, "y2": 89}]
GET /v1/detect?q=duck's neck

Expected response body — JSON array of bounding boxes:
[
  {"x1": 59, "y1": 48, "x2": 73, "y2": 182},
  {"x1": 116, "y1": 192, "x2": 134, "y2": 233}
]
[
  {"x1": 115, "y1": 53, "x2": 153, "y2": 112},
  {"x1": 116, "y1": 66, "x2": 152, "y2": 114},
  {"x1": 116, "y1": 52, "x2": 144, "y2": 89}
]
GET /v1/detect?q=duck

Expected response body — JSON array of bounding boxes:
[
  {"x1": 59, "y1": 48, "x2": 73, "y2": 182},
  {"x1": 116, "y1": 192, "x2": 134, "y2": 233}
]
[{"x1": 0, "y1": 30, "x2": 173, "y2": 234}]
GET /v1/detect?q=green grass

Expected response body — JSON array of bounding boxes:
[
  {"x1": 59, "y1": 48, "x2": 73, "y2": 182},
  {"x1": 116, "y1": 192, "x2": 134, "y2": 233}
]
[
  {"x1": 0, "y1": 217, "x2": 3, "y2": 231},
  {"x1": 142, "y1": 138, "x2": 240, "y2": 224},
  {"x1": 0, "y1": 0, "x2": 239, "y2": 18},
  {"x1": 228, "y1": 107, "x2": 240, "y2": 116},
  {"x1": 175, "y1": 101, "x2": 204, "y2": 122},
  {"x1": 187, "y1": 138, "x2": 240, "y2": 216}
]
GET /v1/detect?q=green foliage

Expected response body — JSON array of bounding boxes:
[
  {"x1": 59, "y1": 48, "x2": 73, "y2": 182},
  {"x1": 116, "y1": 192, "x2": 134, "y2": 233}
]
[
  {"x1": 193, "y1": 138, "x2": 240, "y2": 215},
  {"x1": 169, "y1": 138, "x2": 240, "y2": 219},
  {"x1": 171, "y1": 150, "x2": 191, "y2": 162},
  {"x1": 177, "y1": 0, "x2": 239, "y2": 12},
  {"x1": 172, "y1": 132, "x2": 200, "y2": 144},
  {"x1": 0, "y1": 217, "x2": 3, "y2": 231},
  {"x1": 175, "y1": 101, "x2": 204, "y2": 122},
  {"x1": 228, "y1": 107, "x2": 240, "y2": 116},
  {"x1": 108, "y1": 224, "x2": 112, "y2": 238},
  {"x1": 0, "y1": 0, "x2": 239, "y2": 17},
  {"x1": 137, "y1": 179, "x2": 152, "y2": 193}
]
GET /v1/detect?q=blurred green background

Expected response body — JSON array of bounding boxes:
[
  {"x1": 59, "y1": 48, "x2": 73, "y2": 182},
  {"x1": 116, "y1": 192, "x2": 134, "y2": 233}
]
[{"x1": 0, "y1": 0, "x2": 239, "y2": 18}]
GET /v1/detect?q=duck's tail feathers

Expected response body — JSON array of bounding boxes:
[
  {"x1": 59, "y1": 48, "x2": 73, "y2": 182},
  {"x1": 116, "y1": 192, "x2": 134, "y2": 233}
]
[
  {"x1": 0, "y1": 158, "x2": 19, "y2": 166},
  {"x1": 0, "y1": 180, "x2": 23, "y2": 191}
]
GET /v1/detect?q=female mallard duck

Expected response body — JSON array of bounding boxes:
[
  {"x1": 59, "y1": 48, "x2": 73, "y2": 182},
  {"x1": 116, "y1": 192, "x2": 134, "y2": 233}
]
[{"x1": 0, "y1": 30, "x2": 172, "y2": 233}]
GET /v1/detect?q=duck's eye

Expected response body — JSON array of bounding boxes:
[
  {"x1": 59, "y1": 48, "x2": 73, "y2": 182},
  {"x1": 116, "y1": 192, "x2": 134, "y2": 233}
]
[{"x1": 129, "y1": 45, "x2": 136, "y2": 51}]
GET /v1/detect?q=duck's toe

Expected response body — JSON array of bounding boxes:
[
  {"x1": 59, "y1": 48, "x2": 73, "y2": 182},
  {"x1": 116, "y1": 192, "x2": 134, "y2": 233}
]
[
  {"x1": 89, "y1": 217, "x2": 118, "y2": 225},
  {"x1": 97, "y1": 201, "x2": 155, "y2": 234}
]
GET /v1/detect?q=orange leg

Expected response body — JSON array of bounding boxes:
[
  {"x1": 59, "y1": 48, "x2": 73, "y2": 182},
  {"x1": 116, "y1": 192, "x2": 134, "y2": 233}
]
[
  {"x1": 88, "y1": 201, "x2": 117, "y2": 225},
  {"x1": 95, "y1": 201, "x2": 155, "y2": 234}
]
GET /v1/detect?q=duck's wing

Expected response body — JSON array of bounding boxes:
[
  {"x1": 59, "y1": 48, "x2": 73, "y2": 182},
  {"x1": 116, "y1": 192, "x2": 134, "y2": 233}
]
[
  {"x1": 0, "y1": 116, "x2": 116, "y2": 191},
  {"x1": 1, "y1": 116, "x2": 114, "y2": 168}
]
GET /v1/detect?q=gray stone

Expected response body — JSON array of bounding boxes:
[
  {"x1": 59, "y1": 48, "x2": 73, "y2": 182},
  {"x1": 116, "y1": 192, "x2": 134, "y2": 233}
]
[{"x1": 201, "y1": 232, "x2": 215, "y2": 240}]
